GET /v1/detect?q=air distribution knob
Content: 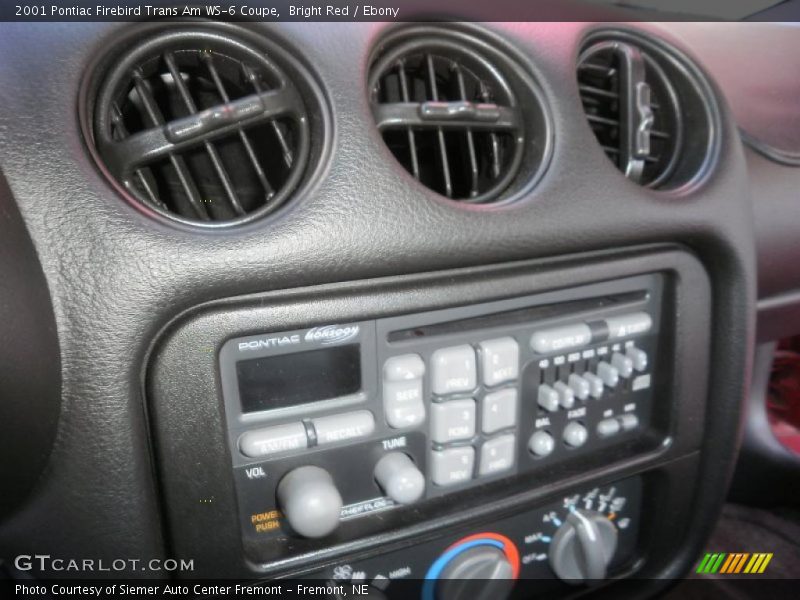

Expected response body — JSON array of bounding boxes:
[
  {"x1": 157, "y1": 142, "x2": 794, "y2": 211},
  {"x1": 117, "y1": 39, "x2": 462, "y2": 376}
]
[
  {"x1": 548, "y1": 509, "x2": 618, "y2": 583},
  {"x1": 276, "y1": 465, "x2": 342, "y2": 538},
  {"x1": 374, "y1": 452, "x2": 425, "y2": 504}
]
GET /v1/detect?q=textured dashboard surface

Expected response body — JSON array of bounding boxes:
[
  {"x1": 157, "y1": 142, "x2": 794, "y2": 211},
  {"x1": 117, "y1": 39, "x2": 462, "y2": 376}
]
[{"x1": 0, "y1": 19, "x2": 772, "y2": 584}]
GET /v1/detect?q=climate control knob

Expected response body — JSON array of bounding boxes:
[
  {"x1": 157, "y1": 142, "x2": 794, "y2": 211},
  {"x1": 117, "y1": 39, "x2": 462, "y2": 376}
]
[
  {"x1": 276, "y1": 465, "x2": 342, "y2": 538},
  {"x1": 549, "y1": 509, "x2": 617, "y2": 583},
  {"x1": 374, "y1": 452, "x2": 425, "y2": 504},
  {"x1": 423, "y1": 534, "x2": 519, "y2": 600}
]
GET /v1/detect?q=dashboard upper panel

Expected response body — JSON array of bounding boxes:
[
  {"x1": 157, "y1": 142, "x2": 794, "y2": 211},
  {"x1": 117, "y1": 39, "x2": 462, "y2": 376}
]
[{"x1": 0, "y1": 18, "x2": 759, "y2": 583}]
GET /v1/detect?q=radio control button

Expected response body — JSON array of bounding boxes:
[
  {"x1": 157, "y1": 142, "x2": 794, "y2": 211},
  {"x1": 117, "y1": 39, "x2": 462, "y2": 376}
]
[
  {"x1": 431, "y1": 399, "x2": 476, "y2": 443},
  {"x1": 597, "y1": 418, "x2": 621, "y2": 438},
  {"x1": 568, "y1": 374, "x2": 590, "y2": 401},
  {"x1": 563, "y1": 421, "x2": 588, "y2": 448},
  {"x1": 554, "y1": 381, "x2": 575, "y2": 409},
  {"x1": 530, "y1": 323, "x2": 592, "y2": 354},
  {"x1": 537, "y1": 384, "x2": 560, "y2": 413},
  {"x1": 239, "y1": 422, "x2": 308, "y2": 458},
  {"x1": 529, "y1": 430, "x2": 555, "y2": 457},
  {"x1": 374, "y1": 452, "x2": 425, "y2": 504},
  {"x1": 277, "y1": 466, "x2": 342, "y2": 538},
  {"x1": 479, "y1": 337, "x2": 519, "y2": 386},
  {"x1": 479, "y1": 434, "x2": 516, "y2": 476},
  {"x1": 583, "y1": 373, "x2": 604, "y2": 399},
  {"x1": 626, "y1": 347, "x2": 648, "y2": 372},
  {"x1": 431, "y1": 446, "x2": 475, "y2": 486},
  {"x1": 313, "y1": 410, "x2": 375, "y2": 446},
  {"x1": 383, "y1": 379, "x2": 425, "y2": 429},
  {"x1": 605, "y1": 312, "x2": 652, "y2": 340},
  {"x1": 611, "y1": 352, "x2": 634, "y2": 378},
  {"x1": 618, "y1": 413, "x2": 639, "y2": 431},
  {"x1": 431, "y1": 345, "x2": 477, "y2": 395},
  {"x1": 597, "y1": 361, "x2": 619, "y2": 388},
  {"x1": 384, "y1": 354, "x2": 425, "y2": 381},
  {"x1": 482, "y1": 388, "x2": 517, "y2": 434}
]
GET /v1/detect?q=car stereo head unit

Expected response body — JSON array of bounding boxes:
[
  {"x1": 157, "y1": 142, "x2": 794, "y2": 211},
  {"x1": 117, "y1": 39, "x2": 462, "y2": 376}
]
[{"x1": 217, "y1": 273, "x2": 666, "y2": 563}]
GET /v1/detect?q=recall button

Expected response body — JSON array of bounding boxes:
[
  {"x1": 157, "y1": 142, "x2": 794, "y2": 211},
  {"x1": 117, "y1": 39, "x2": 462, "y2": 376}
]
[{"x1": 313, "y1": 410, "x2": 376, "y2": 446}]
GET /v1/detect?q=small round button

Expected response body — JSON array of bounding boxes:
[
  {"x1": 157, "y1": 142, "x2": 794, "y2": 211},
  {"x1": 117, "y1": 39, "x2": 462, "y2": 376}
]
[
  {"x1": 563, "y1": 422, "x2": 588, "y2": 448},
  {"x1": 374, "y1": 452, "x2": 426, "y2": 504},
  {"x1": 529, "y1": 430, "x2": 555, "y2": 457}
]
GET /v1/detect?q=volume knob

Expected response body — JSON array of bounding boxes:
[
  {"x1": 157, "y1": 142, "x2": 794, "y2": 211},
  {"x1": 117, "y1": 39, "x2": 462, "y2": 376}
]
[{"x1": 277, "y1": 466, "x2": 342, "y2": 538}]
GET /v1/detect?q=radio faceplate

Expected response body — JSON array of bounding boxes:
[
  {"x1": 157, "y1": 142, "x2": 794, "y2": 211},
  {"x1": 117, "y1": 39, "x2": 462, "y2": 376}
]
[{"x1": 218, "y1": 273, "x2": 666, "y2": 563}]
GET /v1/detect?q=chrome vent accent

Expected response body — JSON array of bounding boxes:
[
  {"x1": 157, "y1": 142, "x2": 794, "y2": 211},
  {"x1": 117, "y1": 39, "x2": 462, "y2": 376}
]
[
  {"x1": 369, "y1": 29, "x2": 551, "y2": 204},
  {"x1": 90, "y1": 27, "x2": 314, "y2": 227}
]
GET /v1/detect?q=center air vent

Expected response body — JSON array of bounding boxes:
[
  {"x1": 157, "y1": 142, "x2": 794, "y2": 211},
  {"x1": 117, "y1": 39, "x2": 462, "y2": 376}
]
[
  {"x1": 87, "y1": 25, "x2": 323, "y2": 227},
  {"x1": 577, "y1": 32, "x2": 718, "y2": 190},
  {"x1": 368, "y1": 29, "x2": 551, "y2": 204}
]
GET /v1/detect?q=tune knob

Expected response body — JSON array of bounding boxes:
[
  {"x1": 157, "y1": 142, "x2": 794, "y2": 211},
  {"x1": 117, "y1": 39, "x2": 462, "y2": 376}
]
[
  {"x1": 374, "y1": 452, "x2": 425, "y2": 504},
  {"x1": 549, "y1": 509, "x2": 617, "y2": 583},
  {"x1": 276, "y1": 466, "x2": 342, "y2": 538}
]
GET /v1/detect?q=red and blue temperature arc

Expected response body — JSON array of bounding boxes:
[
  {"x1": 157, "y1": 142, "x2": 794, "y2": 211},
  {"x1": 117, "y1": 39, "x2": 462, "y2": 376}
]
[{"x1": 422, "y1": 533, "x2": 520, "y2": 600}]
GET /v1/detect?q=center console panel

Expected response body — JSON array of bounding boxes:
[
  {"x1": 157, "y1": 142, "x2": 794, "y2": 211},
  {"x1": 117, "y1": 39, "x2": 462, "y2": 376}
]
[{"x1": 148, "y1": 246, "x2": 712, "y2": 591}]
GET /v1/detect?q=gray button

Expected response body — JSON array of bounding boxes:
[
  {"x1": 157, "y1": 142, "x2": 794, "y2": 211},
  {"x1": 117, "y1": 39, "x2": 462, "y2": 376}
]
[
  {"x1": 626, "y1": 347, "x2": 648, "y2": 372},
  {"x1": 482, "y1": 388, "x2": 517, "y2": 434},
  {"x1": 568, "y1": 373, "x2": 590, "y2": 401},
  {"x1": 597, "y1": 418, "x2": 621, "y2": 438},
  {"x1": 383, "y1": 379, "x2": 425, "y2": 429},
  {"x1": 537, "y1": 384, "x2": 560, "y2": 412},
  {"x1": 618, "y1": 414, "x2": 639, "y2": 431},
  {"x1": 374, "y1": 452, "x2": 426, "y2": 504},
  {"x1": 597, "y1": 361, "x2": 619, "y2": 388},
  {"x1": 239, "y1": 422, "x2": 308, "y2": 458},
  {"x1": 479, "y1": 434, "x2": 516, "y2": 475},
  {"x1": 553, "y1": 381, "x2": 575, "y2": 409},
  {"x1": 277, "y1": 466, "x2": 342, "y2": 538},
  {"x1": 384, "y1": 354, "x2": 425, "y2": 381},
  {"x1": 583, "y1": 372, "x2": 604, "y2": 399},
  {"x1": 611, "y1": 353, "x2": 634, "y2": 378},
  {"x1": 563, "y1": 421, "x2": 588, "y2": 448},
  {"x1": 313, "y1": 410, "x2": 375, "y2": 446},
  {"x1": 529, "y1": 430, "x2": 555, "y2": 457},
  {"x1": 430, "y1": 398, "x2": 476, "y2": 443},
  {"x1": 431, "y1": 446, "x2": 475, "y2": 486},
  {"x1": 605, "y1": 312, "x2": 653, "y2": 339},
  {"x1": 531, "y1": 323, "x2": 592, "y2": 354},
  {"x1": 479, "y1": 337, "x2": 519, "y2": 386},
  {"x1": 431, "y1": 345, "x2": 477, "y2": 395}
]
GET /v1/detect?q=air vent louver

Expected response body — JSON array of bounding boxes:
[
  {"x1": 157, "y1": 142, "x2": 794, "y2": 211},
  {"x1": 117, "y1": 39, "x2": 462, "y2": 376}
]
[
  {"x1": 369, "y1": 30, "x2": 551, "y2": 204},
  {"x1": 89, "y1": 27, "x2": 316, "y2": 227},
  {"x1": 577, "y1": 33, "x2": 717, "y2": 190}
]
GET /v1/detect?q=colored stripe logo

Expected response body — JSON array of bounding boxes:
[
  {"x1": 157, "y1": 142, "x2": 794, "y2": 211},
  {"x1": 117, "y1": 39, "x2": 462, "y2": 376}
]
[{"x1": 696, "y1": 553, "x2": 773, "y2": 574}]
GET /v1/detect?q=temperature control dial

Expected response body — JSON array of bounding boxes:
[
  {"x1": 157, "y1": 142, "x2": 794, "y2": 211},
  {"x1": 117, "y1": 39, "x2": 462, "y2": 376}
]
[
  {"x1": 549, "y1": 509, "x2": 617, "y2": 583},
  {"x1": 423, "y1": 533, "x2": 519, "y2": 600}
]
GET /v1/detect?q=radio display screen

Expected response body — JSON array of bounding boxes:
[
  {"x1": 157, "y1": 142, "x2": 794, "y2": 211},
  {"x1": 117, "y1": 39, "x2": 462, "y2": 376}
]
[{"x1": 236, "y1": 344, "x2": 361, "y2": 413}]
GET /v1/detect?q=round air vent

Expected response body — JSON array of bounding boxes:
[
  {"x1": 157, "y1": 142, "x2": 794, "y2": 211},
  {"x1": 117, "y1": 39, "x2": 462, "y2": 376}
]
[
  {"x1": 368, "y1": 28, "x2": 552, "y2": 204},
  {"x1": 577, "y1": 31, "x2": 718, "y2": 190},
  {"x1": 85, "y1": 25, "x2": 324, "y2": 227}
]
